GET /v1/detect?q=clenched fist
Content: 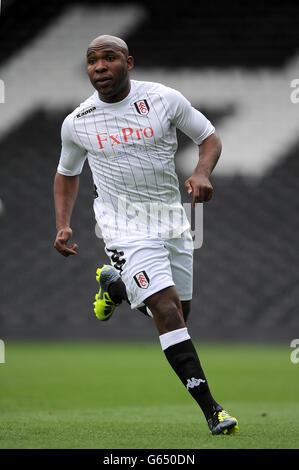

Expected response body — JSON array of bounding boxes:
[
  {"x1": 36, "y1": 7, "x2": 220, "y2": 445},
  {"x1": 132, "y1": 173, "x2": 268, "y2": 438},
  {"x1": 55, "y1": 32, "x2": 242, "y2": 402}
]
[{"x1": 185, "y1": 173, "x2": 214, "y2": 207}]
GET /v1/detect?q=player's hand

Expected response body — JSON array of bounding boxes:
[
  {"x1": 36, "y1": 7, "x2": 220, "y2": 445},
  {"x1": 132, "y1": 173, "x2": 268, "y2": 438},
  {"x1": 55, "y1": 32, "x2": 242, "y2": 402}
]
[
  {"x1": 54, "y1": 227, "x2": 78, "y2": 257},
  {"x1": 184, "y1": 173, "x2": 213, "y2": 207}
]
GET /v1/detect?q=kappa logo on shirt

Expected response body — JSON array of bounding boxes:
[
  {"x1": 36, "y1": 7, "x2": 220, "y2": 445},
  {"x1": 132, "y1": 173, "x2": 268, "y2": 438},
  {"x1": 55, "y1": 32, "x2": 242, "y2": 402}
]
[
  {"x1": 133, "y1": 270, "x2": 150, "y2": 289},
  {"x1": 134, "y1": 99, "x2": 150, "y2": 116},
  {"x1": 76, "y1": 106, "x2": 96, "y2": 118}
]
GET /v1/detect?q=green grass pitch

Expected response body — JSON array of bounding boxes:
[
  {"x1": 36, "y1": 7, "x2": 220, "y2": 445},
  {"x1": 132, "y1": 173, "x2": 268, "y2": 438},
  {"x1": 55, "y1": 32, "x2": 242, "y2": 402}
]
[{"x1": 0, "y1": 341, "x2": 298, "y2": 449}]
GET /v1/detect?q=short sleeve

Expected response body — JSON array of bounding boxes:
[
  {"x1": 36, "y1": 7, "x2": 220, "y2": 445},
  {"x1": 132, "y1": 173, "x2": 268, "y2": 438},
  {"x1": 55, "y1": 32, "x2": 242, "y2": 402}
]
[
  {"x1": 57, "y1": 115, "x2": 87, "y2": 176},
  {"x1": 164, "y1": 87, "x2": 215, "y2": 145}
]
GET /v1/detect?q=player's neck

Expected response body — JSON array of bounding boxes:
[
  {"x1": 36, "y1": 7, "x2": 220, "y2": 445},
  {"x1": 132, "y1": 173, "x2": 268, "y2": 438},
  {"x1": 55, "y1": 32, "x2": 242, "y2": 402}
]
[{"x1": 98, "y1": 80, "x2": 131, "y2": 104}]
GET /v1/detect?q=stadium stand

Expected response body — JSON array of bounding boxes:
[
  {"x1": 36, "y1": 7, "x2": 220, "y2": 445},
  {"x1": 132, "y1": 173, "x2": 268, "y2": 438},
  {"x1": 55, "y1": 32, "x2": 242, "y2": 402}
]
[{"x1": 0, "y1": 0, "x2": 298, "y2": 341}]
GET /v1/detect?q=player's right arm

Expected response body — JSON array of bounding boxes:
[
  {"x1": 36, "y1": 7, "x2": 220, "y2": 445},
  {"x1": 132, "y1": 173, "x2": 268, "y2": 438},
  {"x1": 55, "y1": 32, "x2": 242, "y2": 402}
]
[
  {"x1": 53, "y1": 115, "x2": 87, "y2": 257},
  {"x1": 54, "y1": 173, "x2": 79, "y2": 256}
]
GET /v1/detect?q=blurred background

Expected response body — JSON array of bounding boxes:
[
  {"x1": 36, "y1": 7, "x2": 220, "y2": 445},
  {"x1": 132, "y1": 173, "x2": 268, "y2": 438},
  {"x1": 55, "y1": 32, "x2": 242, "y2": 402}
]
[{"x1": 0, "y1": 0, "x2": 298, "y2": 343}]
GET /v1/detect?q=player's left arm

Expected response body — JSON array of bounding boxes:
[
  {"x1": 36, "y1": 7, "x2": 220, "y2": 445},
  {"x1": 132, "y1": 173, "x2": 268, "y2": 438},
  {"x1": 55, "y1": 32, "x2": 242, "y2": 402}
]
[
  {"x1": 165, "y1": 86, "x2": 222, "y2": 207},
  {"x1": 185, "y1": 131, "x2": 222, "y2": 207}
]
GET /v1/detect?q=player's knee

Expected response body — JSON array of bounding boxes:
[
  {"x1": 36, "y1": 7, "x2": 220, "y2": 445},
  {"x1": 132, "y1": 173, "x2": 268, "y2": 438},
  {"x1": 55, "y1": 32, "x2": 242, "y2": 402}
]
[
  {"x1": 144, "y1": 286, "x2": 185, "y2": 333},
  {"x1": 163, "y1": 304, "x2": 184, "y2": 331},
  {"x1": 148, "y1": 298, "x2": 185, "y2": 332}
]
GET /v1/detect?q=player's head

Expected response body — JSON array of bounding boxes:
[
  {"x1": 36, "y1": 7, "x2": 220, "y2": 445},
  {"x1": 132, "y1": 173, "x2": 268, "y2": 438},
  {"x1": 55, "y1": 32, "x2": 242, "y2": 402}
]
[{"x1": 86, "y1": 35, "x2": 134, "y2": 103}]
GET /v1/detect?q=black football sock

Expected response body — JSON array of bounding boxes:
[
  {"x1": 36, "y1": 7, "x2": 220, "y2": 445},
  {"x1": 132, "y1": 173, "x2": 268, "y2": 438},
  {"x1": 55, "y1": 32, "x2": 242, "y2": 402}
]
[
  {"x1": 107, "y1": 278, "x2": 128, "y2": 305},
  {"x1": 162, "y1": 335, "x2": 220, "y2": 420}
]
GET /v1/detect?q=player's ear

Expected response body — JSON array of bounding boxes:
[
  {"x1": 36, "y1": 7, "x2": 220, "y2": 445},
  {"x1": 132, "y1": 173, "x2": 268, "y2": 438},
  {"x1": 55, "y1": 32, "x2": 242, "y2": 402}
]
[{"x1": 127, "y1": 55, "x2": 134, "y2": 71}]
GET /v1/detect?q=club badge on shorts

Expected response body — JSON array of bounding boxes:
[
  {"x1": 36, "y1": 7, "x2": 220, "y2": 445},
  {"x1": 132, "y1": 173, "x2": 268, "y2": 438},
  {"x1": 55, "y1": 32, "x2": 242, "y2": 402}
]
[
  {"x1": 134, "y1": 99, "x2": 150, "y2": 116},
  {"x1": 133, "y1": 270, "x2": 150, "y2": 289}
]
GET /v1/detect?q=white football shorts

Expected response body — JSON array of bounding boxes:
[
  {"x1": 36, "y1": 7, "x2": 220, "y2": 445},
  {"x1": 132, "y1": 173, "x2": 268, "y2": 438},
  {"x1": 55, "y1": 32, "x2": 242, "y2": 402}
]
[{"x1": 104, "y1": 230, "x2": 194, "y2": 310}]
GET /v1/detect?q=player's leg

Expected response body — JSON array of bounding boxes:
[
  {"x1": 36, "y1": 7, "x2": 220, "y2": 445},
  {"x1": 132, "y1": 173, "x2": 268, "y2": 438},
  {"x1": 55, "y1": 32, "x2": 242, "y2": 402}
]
[
  {"x1": 94, "y1": 238, "x2": 173, "y2": 321},
  {"x1": 94, "y1": 232, "x2": 192, "y2": 321},
  {"x1": 144, "y1": 285, "x2": 238, "y2": 434},
  {"x1": 93, "y1": 264, "x2": 152, "y2": 320},
  {"x1": 95, "y1": 240, "x2": 238, "y2": 434},
  {"x1": 144, "y1": 286, "x2": 185, "y2": 334},
  {"x1": 179, "y1": 298, "x2": 224, "y2": 413},
  {"x1": 94, "y1": 267, "x2": 190, "y2": 321},
  {"x1": 165, "y1": 234, "x2": 237, "y2": 433},
  {"x1": 94, "y1": 270, "x2": 237, "y2": 434}
]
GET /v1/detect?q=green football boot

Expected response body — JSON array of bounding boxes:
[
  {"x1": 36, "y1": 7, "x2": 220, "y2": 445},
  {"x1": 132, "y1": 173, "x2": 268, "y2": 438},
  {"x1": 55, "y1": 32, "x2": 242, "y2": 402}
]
[
  {"x1": 208, "y1": 409, "x2": 239, "y2": 435},
  {"x1": 93, "y1": 265, "x2": 120, "y2": 321}
]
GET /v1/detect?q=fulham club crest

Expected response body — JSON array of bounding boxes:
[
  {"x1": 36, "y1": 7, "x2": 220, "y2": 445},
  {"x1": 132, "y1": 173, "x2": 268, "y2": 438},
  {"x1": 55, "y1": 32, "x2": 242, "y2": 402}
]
[
  {"x1": 134, "y1": 99, "x2": 150, "y2": 116},
  {"x1": 133, "y1": 270, "x2": 150, "y2": 289}
]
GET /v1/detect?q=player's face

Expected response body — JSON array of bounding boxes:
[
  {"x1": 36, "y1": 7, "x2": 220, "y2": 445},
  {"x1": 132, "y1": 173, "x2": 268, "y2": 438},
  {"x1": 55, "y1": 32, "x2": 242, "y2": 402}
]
[{"x1": 86, "y1": 45, "x2": 134, "y2": 103}]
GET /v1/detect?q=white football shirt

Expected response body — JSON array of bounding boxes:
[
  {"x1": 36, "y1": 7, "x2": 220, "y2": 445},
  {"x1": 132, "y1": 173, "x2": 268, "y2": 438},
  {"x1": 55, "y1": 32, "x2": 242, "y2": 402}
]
[{"x1": 57, "y1": 80, "x2": 215, "y2": 242}]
